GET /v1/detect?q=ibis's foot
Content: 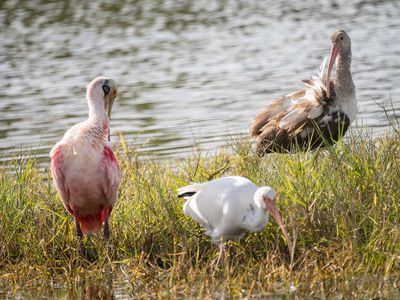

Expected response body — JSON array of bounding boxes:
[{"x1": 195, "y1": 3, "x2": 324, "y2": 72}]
[
  {"x1": 210, "y1": 243, "x2": 225, "y2": 274},
  {"x1": 209, "y1": 245, "x2": 225, "y2": 277}
]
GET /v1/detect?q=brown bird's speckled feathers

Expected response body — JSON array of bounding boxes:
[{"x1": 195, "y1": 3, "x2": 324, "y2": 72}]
[
  {"x1": 250, "y1": 61, "x2": 350, "y2": 155},
  {"x1": 251, "y1": 30, "x2": 356, "y2": 156}
]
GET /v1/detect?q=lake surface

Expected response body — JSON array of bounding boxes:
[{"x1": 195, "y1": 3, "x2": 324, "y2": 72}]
[
  {"x1": 2, "y1": 273, "x2": 399, "y2": 299},
  {"x1": 1, "y1": 0, "x2": 400, "y2": 162}
]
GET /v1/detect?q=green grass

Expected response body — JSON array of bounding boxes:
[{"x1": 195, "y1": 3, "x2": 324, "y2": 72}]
[{"x1": 0, "y1": 131, "x2": 399, "y2": 298}]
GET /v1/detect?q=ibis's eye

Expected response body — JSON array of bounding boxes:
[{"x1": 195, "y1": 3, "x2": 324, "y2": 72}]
[
  {"x1": 340, "y1": 36, "x2": 344, "y2": 40},
  {"x1": 102, "y1": 85, "x2": 110, "y2": 96}
]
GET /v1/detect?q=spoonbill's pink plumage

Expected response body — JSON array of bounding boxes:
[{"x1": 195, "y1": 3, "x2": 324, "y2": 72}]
[
  {"x1": 50, "y1": 77, "x2": 120, "y2": 254},
  {"x1": 251, "y1": 30, "x2": 356, "y2": 155},
  {"x1": 178, "y1": 176, "x2": 293, "y2": 264}
]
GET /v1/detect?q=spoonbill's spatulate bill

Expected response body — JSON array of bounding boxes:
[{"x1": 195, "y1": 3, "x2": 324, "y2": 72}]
[
  {"x1": 250, "y1": 29, "x2": 356, "y2": 155},
  {"x1": 178, "y1": 176, "x2": 293, "y2": 263},
  {"x1": 50, "y1": 77, "x2": 120, "y2": 255}
]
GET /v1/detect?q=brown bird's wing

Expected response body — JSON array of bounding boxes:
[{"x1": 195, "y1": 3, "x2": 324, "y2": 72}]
[
  {"x1": 253, "y1": 95, "x2": 325, "y2": 154},
  {"x1": 250, "y1": 69, "x2": 340, "y2": 155},
  {"x1": 250, "y1": 58, "x2": 341, "y2": 155},
  {"x1": 250, "y1": 57, "x2": 350, "y2": 155},
  {"x1": 250, "y1": 88, "x2": 306, "y2": 138}
]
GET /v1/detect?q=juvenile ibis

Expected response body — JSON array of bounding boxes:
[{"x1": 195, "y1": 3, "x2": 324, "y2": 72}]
[
  {"x1": 50, "y1": 77, "x2": 120, "y2": 256},
  {"x1": 250, "y1": 29, "x2": 357, "y2": 155},
  {"x1": 178, "y1": 176, "x2": 293, "y2": 264}
]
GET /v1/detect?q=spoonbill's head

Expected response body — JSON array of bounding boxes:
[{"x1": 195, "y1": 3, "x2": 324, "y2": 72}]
[
  {"x1": 254, "y1": 186, "x2": 293, "y2": 258},
  {"x1": 87, "y1": 77, "x2": 118, "y2": 119},
  {"x1": 326, "y1": 29, "x2": 351, "y2": 98}
]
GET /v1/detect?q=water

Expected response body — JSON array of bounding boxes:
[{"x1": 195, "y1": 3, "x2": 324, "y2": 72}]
[
  {"x1": 1, "y1": 273, "x2": 399, "y2": 299},
  {"x1": 1, "y1": 0, "x2": 400, "y2": 162}
]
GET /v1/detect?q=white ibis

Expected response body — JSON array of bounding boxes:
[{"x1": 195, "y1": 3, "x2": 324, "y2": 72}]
[
  {"x1": 50, "y1": 77, "x2": 120, "y2": 256},
  {"x1": 178, "y1": 176, "x2": 293, "y2": 264},
  {"x1": 250, "y1": 29, "x2": 357, "y2": 155}
]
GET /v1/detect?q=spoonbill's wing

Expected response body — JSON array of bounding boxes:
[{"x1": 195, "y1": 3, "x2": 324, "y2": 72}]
[
  {"x1": 50, "y1": 143, "x2": 73, "y2": 215},
  {"x1": 100, "y1": 146, "x2": 121, "y2": 209}
]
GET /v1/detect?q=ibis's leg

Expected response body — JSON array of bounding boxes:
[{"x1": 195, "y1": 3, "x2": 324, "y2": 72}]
[
  {"x1": 75, "y1": 218, "x2": 85, "y2": 257},
  {"x1": 217, "y1": 242, "x2": 225, "y2": 267}
]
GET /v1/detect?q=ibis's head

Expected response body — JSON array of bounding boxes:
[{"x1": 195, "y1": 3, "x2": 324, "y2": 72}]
[
  {"x1": 255, "y1": 186, "x2": 293, "y2": 258},
  {"x1": 87, "y1": 77, "x2": 118, "y2": 119},
  {"x1": 326, "y1": 29, "x2": 351, "y2": 98}
]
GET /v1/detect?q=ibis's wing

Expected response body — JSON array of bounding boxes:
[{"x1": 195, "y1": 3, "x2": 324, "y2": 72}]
[
  {"x1": 278, "y1": 99, "x2": 323, "y2": 133},
  {"x1": 178, "y1": 183, "x2": 202, "y2": 199},
  {"x1": 181, "y1": 182, "x2": 210, "y2": 228},
  {"x1": 250, "y1": 90, "x2": 305, "y2": 137},
  {"x1": 251, "y1": 58, "x2": 333, "y2": 154},
  {"x1": 251, "y1": 57, "x2": 328, "y2": 139}
]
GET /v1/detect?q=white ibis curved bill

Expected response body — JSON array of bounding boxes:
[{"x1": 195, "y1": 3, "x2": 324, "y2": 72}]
[
  {"x1": 50, "y1": 77, "x2": 120, "y2": 255},
  {"x1": 250, "y1": 29, "x2": 357, "y2": 155},
  {"x1": 178, "y1": 176, "x2": 293, "y2": 264}
]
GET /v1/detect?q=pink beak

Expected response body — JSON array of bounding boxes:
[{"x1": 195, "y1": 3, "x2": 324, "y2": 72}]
[
  {"x1": 264, "y1": 197, "x2": 293, "y2": 260},
  {"x1": 326, "y1": 41, "x2": 340, "y2": 98}
]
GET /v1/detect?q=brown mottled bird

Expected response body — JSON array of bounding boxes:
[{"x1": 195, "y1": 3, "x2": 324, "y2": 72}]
[{"x1": 250, "y1": 30, "x2": 357, "y2": 155}]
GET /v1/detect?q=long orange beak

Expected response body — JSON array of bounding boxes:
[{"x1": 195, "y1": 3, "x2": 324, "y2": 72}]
[
  {"x1": 326, "y1": 41, "x2": 340, "y2": 98},
  {"x1": 265, "y1": 198, "x2": 293, "y2": 260}
]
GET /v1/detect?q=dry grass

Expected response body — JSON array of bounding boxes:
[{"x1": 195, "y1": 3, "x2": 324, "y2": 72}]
[{"x1": 0, "y1": 131, "x2": 399, "y2": 298}]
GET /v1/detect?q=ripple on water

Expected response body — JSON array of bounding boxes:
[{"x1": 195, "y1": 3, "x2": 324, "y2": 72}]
[{"x1": 0, "y1": 0, "x2": 399, "y2": 163}]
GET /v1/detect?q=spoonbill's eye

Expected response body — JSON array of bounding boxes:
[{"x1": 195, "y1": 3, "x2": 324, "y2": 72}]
[
  {"x1": 102, "y1": 85, "x2": 110, "y2": 96},
  {"x1": 340, "y1": 36, "x2": 344, "y2": 40}
]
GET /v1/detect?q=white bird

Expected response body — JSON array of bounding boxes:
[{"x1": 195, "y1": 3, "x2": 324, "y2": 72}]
[
  {"x1": 178, "y1": 176, "x2": 293, "y2": 264},
  {"x1": 251, "y1": 29, "x2": 356, "y2": 155}
]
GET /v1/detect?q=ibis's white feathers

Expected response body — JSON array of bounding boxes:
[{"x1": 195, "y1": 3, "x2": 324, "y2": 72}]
[
  {"x1": 177, "y1": 183, "x2": 202, "y2": 199},
  {"x1": 180, "y1": 176, "x2": 271, "y2": 244}
]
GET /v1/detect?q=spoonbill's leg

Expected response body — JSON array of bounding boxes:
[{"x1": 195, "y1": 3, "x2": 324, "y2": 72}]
[
  {"x1": 104, "y1": 218, "x2": 112, "y2": 257},
  {"x1": 104, "y1": 218, "x2": 110, "y2": 241},
  {"x1": 75, "y1": 218, "x2": 85, "y2": 257}
]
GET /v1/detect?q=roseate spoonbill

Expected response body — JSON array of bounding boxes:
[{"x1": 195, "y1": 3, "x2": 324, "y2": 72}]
[
  {"x1": 250, "y1": 29, "x2": 356, "y2": 155},
  {"x1": 50, "y1": 77, "x2": 120, "y2": 256},
  {"x1": 178, "y1": 176, "x2": 293, "y2": 265}
]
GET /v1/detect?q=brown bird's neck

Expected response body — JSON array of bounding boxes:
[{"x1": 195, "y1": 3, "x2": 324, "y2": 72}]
[{"x1": 334, "y1": 49, "x2": 355, "y2": 101}]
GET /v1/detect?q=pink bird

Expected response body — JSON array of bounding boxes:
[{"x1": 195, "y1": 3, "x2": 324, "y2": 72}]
[{"x1": 50, "y1": 77, "x2": 120, "y2": 255}]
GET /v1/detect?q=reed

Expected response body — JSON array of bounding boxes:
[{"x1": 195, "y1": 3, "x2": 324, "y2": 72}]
[{"x1": 0, "y1": 130, "x2": 399, "y2": 298}]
